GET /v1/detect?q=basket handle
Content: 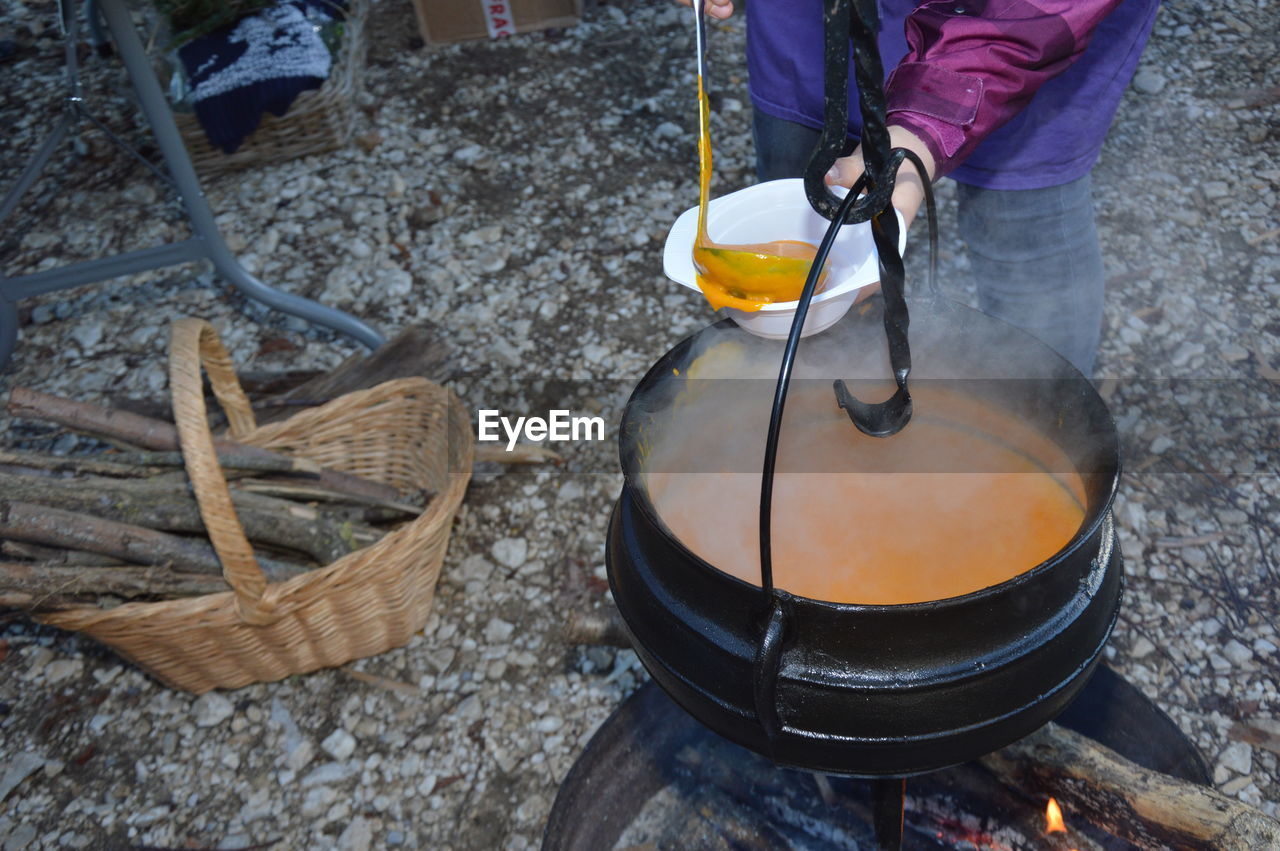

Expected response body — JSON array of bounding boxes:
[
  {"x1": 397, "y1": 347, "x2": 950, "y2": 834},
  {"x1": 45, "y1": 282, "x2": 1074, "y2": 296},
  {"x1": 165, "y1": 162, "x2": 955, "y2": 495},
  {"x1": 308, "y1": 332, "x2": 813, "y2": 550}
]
[{"x1": 168, "y1": 318, "x2": 276, "y2": 625}]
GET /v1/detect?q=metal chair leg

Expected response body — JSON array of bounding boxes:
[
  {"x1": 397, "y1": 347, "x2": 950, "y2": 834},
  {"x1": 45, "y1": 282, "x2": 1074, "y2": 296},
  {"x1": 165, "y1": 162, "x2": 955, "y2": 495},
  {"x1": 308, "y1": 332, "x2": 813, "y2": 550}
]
[
  {"x1": 0, "y1": 111, "x2": 74, "y2": 225},
  {"x1": 0, "y1": 0, "x2": 384, "y2": 374},
  {"x1": 94, "y1": 0, "x2": 384, "y2": 352},
  {"x1": 84, "y1": 0, "x2": 111, "y2": 55}
]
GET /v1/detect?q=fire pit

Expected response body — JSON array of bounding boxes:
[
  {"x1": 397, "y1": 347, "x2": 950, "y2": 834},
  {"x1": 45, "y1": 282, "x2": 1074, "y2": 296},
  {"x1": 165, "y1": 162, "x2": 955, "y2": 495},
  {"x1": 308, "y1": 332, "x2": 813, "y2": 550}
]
[{"x1": 544, "y1": 665, "x2": 1211, "y2": 850}]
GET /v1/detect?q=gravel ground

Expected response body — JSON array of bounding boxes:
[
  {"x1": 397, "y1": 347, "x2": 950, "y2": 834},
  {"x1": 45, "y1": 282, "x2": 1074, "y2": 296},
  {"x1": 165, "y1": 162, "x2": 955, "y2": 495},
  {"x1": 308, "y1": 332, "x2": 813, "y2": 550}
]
[{"x1": 1, "y1": 0, "x2": 1277, "y2": 848}]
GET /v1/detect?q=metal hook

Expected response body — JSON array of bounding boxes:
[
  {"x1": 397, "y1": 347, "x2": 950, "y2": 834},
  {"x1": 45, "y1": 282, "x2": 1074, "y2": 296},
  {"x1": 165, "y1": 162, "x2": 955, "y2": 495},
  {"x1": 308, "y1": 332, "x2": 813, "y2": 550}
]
[{"x1": 801, "y1": 0, "x2": 917, "y2": 439}]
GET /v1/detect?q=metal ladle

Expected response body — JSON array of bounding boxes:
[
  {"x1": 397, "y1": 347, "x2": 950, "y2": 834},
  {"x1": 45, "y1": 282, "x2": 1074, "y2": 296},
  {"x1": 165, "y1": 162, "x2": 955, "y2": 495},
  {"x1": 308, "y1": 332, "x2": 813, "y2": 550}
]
[{"x1": 691, "y1": 3, "x2": 823, "y2": 310}]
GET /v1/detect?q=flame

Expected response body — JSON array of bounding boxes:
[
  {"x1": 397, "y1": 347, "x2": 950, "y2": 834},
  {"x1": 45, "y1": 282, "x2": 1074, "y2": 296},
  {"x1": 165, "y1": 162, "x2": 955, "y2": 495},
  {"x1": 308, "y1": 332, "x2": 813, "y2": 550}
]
[{"x1": 1046, "y1": 797, "x2": 1067, "y2": 834}]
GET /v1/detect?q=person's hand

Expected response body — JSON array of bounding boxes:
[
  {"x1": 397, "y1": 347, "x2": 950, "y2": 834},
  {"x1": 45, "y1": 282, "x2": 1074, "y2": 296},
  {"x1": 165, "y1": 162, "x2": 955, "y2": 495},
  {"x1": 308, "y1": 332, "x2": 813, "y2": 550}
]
[
  {"x1": 823, "y1": 124, "x2": 935, "y2": 231},
  {"x1": 824, "y1": 124, "x2": 935, "y2": 303},
  {"x1": 674, "y1": 0, "x2": 735, "y2": 20}
]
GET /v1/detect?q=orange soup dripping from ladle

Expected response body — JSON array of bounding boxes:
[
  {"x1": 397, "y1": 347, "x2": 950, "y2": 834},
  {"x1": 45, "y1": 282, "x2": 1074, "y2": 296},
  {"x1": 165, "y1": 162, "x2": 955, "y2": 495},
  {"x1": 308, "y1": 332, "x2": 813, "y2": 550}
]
[{"x1": 693, "y1": 76, "x2": 826, "y2": 312}]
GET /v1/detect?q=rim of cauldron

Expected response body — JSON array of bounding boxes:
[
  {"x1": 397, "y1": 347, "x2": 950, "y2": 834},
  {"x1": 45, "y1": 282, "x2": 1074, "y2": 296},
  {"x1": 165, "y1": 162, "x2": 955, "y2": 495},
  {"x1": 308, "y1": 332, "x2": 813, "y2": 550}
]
[{"x1": 619, "y1": 302, "x2": 1122, "y2": 615}]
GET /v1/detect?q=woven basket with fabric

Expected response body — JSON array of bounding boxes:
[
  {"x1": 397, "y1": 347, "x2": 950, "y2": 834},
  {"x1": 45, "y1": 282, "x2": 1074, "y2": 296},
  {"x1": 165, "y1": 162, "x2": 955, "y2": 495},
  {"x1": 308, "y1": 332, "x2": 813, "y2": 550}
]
[
  {"x1": 38, "y1": 318, "x2": 472, "y2": 693},
  {"x1": 173, "y1": 0, "x2": 367, "y2": 175}
]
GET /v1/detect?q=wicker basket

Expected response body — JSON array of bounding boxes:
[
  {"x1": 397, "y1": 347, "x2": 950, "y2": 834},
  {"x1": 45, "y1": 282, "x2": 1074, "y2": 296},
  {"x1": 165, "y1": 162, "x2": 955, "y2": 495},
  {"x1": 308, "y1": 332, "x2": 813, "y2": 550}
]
[
  {"x1": 38, "y1": 318, "x2": 472, "y2": 693},
  {"x1": 172, "y1": 0, "x2": 367, "y2": 175}
]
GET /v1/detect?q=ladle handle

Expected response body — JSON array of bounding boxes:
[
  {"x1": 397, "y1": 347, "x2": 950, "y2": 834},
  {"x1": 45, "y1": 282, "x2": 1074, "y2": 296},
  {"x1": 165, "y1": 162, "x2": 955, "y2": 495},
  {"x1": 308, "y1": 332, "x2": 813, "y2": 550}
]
[{"x1": 692, "y1": 0, "x2": 708, "y2": 81}]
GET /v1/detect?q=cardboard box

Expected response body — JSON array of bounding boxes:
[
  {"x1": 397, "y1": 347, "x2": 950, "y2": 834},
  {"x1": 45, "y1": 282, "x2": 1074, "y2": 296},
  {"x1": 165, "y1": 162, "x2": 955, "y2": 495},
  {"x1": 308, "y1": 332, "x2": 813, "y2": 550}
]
[{"x1": 415, "y1": 0, "x2": 582, "y2": 45}]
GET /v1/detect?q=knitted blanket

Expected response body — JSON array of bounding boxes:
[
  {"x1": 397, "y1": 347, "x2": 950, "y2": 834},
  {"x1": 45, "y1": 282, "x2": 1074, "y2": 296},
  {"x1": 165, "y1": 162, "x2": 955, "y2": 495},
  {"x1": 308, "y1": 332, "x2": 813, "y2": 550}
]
[{"x1": 178, "y1": 0, "x2": 344, "y2": 154}]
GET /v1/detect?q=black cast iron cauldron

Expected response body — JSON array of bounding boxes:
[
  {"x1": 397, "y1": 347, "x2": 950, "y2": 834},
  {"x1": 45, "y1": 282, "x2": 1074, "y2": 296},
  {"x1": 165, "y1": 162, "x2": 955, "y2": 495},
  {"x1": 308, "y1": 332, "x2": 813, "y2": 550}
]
[{"x1": 606, "y1": 298, "x2": 1123, "y2": 777}]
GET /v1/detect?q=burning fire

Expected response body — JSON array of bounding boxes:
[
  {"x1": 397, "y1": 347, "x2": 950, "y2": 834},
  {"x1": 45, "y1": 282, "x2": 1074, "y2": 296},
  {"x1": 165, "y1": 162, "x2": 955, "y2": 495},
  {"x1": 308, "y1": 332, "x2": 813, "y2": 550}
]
[
  {"x1": 1045, "y1": 798, "x2": 1080, "y2": 850},
  {"x1": 1045, "y1": 797, "x2": 1066, "y2": 833}
]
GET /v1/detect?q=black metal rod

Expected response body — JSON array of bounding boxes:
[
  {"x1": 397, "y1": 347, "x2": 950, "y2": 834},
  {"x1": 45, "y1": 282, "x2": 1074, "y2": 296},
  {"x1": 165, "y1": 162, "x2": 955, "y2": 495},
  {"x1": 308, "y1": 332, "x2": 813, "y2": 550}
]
[
  {"x1": 802, "y1": 0, "x2": 917, "y2": 438},
  {"x1": 849, "y1": 0, "x2": 890, "y2": 184},
  {"x1": 871, "y1": 777, "x2": 905, "y2": 851},
  {"x1": 804, "y1": 0, "x2": 895, "y2": 226},
  {"x1": 803, "y1": 0, "x2": 853, "y2": 221},
  {"x1": 757, "y1": 184, "x2": 864, "y2": 598},
  {"x1": 902, "y1": 148, "x2": 939, "y2": 297}
]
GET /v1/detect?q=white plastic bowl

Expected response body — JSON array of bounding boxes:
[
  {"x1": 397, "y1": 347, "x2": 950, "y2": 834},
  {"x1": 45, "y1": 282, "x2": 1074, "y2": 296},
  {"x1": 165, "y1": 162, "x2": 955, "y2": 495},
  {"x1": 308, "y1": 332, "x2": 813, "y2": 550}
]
[{"x1": 663, "y1": 178, "x2": 906, "y2": 339}]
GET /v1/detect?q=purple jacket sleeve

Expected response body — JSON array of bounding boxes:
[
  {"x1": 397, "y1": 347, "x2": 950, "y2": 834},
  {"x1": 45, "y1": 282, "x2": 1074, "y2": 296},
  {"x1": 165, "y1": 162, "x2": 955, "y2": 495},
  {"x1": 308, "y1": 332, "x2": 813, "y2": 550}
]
[{"x1": 884, "y1": 0, "x2": 1124, "y2": 176}]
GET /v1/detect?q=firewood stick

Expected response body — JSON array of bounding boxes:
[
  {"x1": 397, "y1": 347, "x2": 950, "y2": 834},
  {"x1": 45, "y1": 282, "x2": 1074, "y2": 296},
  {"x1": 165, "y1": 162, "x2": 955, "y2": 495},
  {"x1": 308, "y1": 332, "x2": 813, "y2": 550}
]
[
  {"x1": 0, "y1": 471, "x2": 374, "y2": 563},
  {"x1": 232, "y1": 479, "x2": 425, "y2": 518},
  {"x1": 0, "y1": 540, "x2": 126, "y2": 567},
  {"x1": 102, "y1": 450, "x2": 320, "y2": 476},
  {"x1": 360, "y1": 505, "x2": 422, "y2": 524},
  {"x1": 0, "y1": 562, "x2": 228, "y2": 608},
  {"x1": 237, "y1": 469, "x2": 434, "y2": 508},
  {"x1": 1229, "y1": 720, "x2": 1280, "y2": 758},
  {"x1": 1, "y1": 448, "x2": 308, "y2": 480},
  {"x1": 339, "y1": 666, "x2": 423, "y2": 698},
  {"x1": 7, "y1": 387, "x2": 401, "y2": 503},
  {"x1": 929, "y1": 760, "x2": 1104, "y2": 851},
  {"x1": 8, "y1": 387, "x2": 179, "y2": 449},
  {"x1": 254, "y1": 324, "x2": 453, "y2": 424},
  {"x1": 234, "y1": 368, "x2": 326, "y2": 398},
  {"x1": 0, "y1": 500, "x2": 307, "y2": 583},
  {"x1": 981, "y1": 722, "x2": 1280, "y2": 850},
  {"x1": 0, "y1": 449, "x2": 164, "y2": 478}
]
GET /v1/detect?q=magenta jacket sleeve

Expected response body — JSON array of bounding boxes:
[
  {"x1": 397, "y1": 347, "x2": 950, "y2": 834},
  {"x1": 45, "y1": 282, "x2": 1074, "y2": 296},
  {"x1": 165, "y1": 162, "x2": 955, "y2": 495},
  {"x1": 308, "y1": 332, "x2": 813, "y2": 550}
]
[{"x1": 884, "y1": 0, "x2": 1125, "y2": 177}]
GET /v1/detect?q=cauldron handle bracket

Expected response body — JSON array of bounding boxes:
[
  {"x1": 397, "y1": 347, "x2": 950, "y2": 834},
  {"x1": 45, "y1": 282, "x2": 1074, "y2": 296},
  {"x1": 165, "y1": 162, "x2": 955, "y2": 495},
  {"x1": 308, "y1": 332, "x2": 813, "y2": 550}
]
[{"x1": 751, "y1": 590, "x2": 792, "y2": 747}]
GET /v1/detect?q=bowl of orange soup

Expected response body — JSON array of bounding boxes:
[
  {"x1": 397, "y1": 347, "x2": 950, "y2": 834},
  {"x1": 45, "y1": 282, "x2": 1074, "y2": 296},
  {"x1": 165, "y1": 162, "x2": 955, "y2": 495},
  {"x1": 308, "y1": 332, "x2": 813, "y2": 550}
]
[{"x1": 663, "y1": 179, "x2": 906, "y2": 339}]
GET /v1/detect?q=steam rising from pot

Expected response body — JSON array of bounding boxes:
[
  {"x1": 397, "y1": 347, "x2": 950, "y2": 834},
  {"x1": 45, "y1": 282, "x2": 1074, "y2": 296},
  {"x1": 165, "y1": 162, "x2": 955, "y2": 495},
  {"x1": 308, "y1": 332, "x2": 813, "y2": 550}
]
[{"x1": 629, "y1": 302, "x2": 1107, "y2": 605}]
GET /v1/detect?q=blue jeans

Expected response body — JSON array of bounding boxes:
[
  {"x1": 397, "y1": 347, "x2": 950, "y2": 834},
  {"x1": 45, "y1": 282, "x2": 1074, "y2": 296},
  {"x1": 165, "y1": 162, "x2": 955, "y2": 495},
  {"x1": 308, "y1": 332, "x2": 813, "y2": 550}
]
[{"x1": 752, "y1": 111, "x2": 1105, "y2": 376}]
